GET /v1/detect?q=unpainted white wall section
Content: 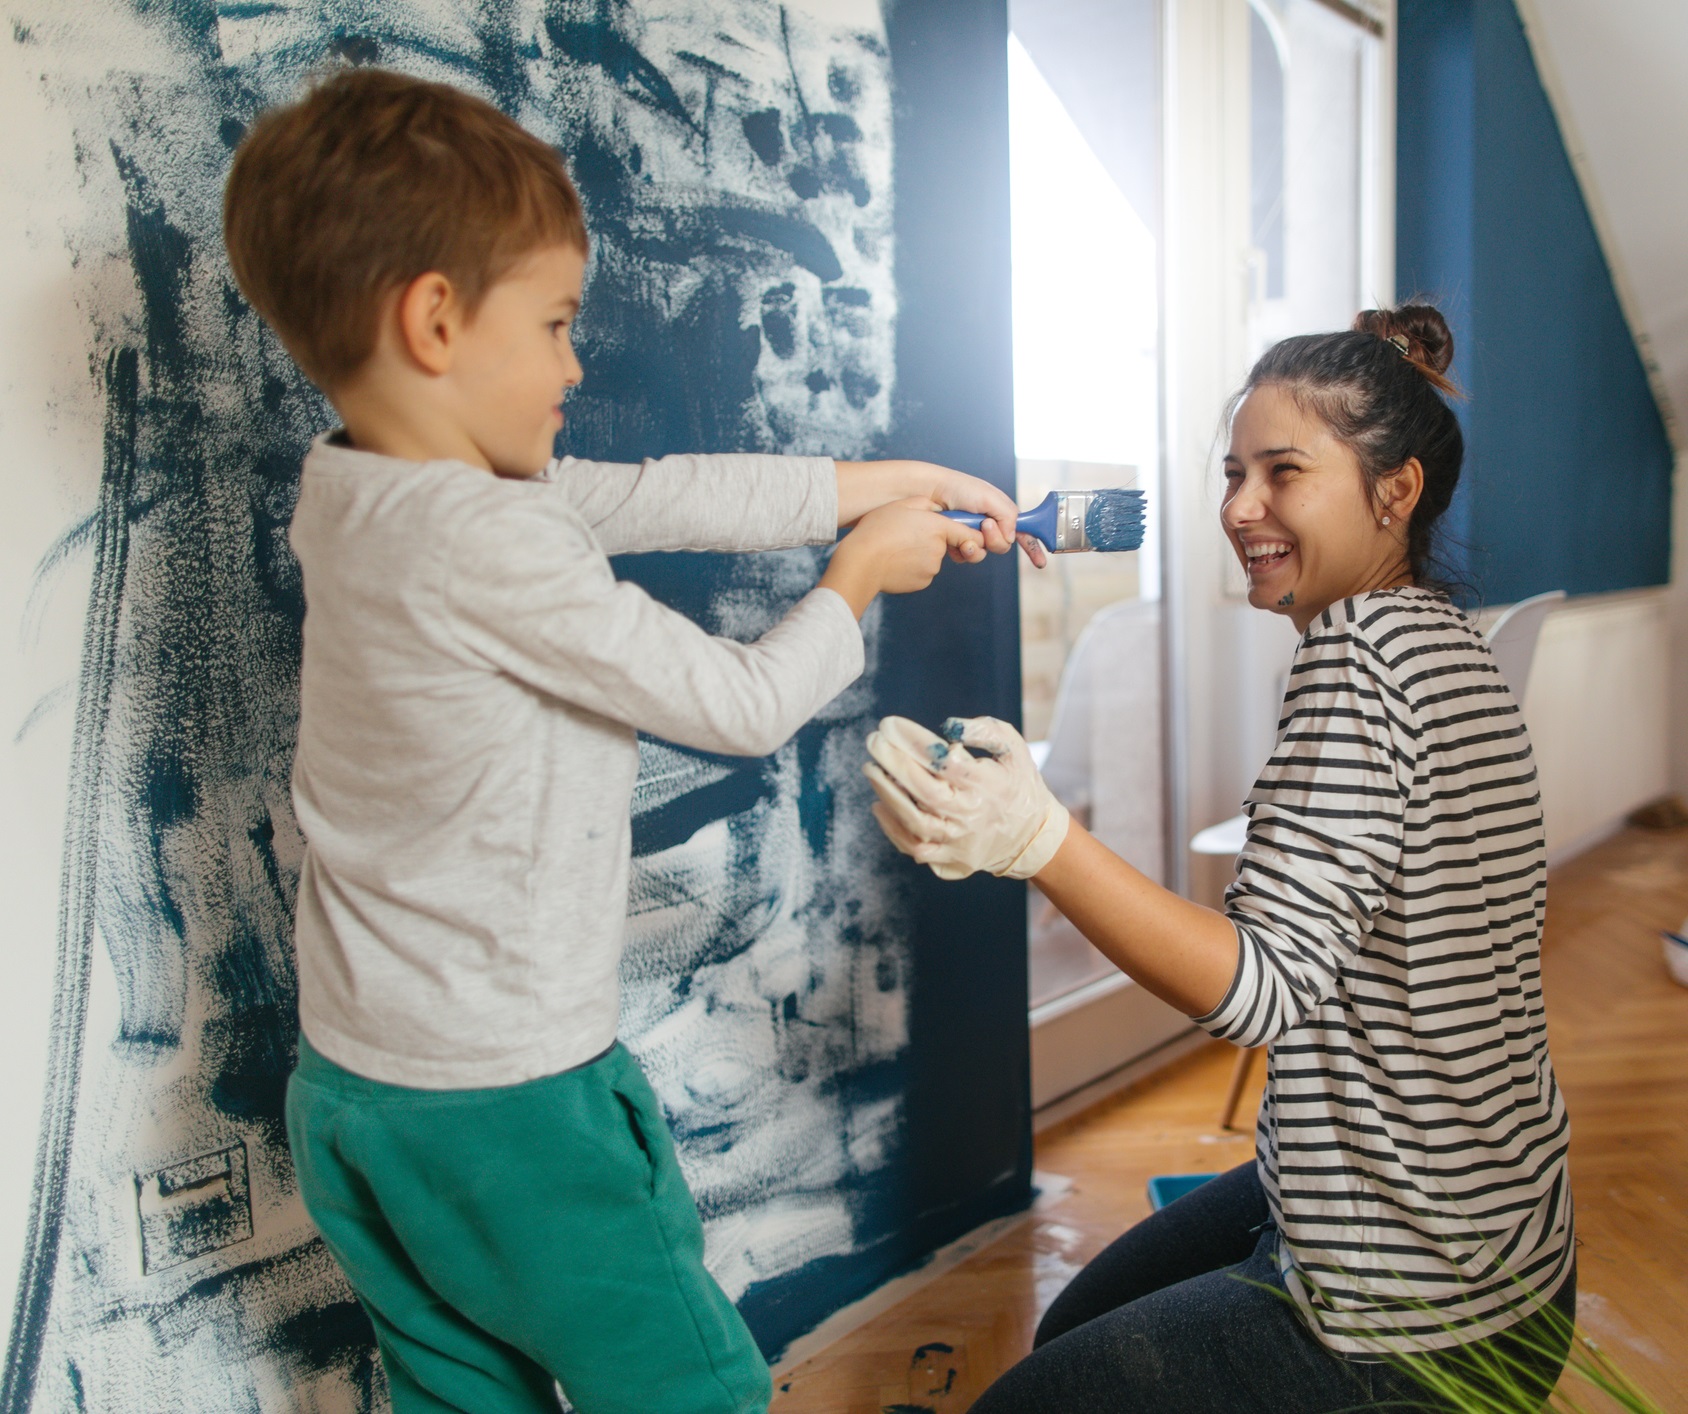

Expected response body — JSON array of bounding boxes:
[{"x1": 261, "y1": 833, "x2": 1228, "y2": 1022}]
[{"x1": 1520, "y1": 591, "x2": 1672, "y2": 863}]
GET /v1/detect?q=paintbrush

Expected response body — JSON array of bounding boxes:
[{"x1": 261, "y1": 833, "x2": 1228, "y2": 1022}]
[{"x1": 941, "y1": 488, "x2": 1146, "y2": 554}]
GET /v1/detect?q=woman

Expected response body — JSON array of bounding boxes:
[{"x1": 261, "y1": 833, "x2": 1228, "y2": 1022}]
[{"x1": 866, "y1": 306, "x2": 1575, "y2": 1412}]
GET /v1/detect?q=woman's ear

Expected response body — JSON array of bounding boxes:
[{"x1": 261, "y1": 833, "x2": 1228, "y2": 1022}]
[
  {"x1": 395, "y1": 271, "x2": 461, "y2": 376},
  {"x1": 1382, "y1": 457, "x2": 1425, "y2": 524}
]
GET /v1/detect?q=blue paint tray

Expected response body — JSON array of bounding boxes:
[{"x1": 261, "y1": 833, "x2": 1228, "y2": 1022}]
[{"x1": 1147, "y1": 1173, "x2": 1219, "y2": 1211}]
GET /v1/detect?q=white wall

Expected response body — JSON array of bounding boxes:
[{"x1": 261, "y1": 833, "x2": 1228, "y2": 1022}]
[{"x1": 1515, "y1": 591, "x2": 1673, "y2": 862}]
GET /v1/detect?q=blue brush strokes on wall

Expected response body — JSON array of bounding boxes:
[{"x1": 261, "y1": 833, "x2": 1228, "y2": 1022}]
[
  {"x1": 1397, "y1": 0, "x2": 1674, "y2": 606},
  {"x1": 602, "y1": 0, "x2": 1030, "y2": 1352},
  {"x1": 5, "y1": 0, "x2": 1028, "y2": 1406}
]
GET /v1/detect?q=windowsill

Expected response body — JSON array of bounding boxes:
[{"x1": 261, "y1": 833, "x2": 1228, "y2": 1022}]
[{"x1": 1029, "y1": 969, "x2": 1134, "y2": 1029}]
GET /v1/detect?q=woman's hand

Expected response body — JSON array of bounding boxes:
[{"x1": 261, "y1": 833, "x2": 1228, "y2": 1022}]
[
  {"x1": 863, "y1": 715, "x2": 1069, "y2": 880},
  {"x1": 834, "y1": 460, "x2": 1049, "y2": 567},
  {"x1": 864, "y1": 715, "x2": 1239, "y2": 1019}
]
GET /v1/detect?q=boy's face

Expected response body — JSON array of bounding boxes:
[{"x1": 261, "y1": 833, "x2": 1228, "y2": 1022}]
[{"x1": 455, "y1": 242, "x2": 586, "y2": 477}]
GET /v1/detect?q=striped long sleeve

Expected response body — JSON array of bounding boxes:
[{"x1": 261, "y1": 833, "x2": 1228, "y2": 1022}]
[{"x1": 1196, "y1": 588, "x2": 1573, "y2": 1356}]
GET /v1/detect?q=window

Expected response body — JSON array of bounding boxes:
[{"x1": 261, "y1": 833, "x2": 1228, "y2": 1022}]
[
  {"x1": 1248, "y1": 0, "x2": 1386, "y2": 357},
  {"x1": 1010, "y1": 0, "x2": 1188, "y2": 1108}
]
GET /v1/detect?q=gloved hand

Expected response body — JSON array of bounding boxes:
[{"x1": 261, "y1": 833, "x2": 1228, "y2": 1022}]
[{"x1": 863, "y1": 715, "x2": 1070, "y2": 881}]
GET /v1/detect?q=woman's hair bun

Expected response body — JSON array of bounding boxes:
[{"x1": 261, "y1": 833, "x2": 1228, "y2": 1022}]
[{"x1": 1353, "y1": 302, "x2": 1458, "y2": 395}]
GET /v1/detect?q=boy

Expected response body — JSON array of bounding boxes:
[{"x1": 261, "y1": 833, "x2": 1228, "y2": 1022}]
[{"x1": 222, "y1": 68, "x2": 1019, "y2": 1413}]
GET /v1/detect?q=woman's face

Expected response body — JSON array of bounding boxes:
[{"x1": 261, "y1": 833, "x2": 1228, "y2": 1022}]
[{"x1": 1221, "y1": 384, "x2": 1416, "y2": 631}]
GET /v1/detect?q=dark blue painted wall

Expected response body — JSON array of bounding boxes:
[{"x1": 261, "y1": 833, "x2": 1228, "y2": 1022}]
[
  {"x1": 1397, "y1": 0, "x2": 1674, "y2": 605},
  {"x1": 878, "y1": 0, "x2": 1033, "y2": 1266},
  {"x1": 621, "y1": 0, "x2": 1032, "y2": 1354},
  {"x1": 611, "y1": 0, "x2": 1030, "y2": 1354}
]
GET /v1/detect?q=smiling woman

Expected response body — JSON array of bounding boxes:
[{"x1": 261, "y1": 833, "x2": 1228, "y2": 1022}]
[
  {"x1": 866, "y1": 302, "x2": 1579, "y2": 1413},
  {"x1": 1222, "y1": 303, "x2": 1465, "y2": 631}
]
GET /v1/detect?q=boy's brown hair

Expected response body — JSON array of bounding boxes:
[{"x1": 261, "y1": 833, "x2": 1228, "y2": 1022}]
[{"x1": 223, "y1": 67, "x2": 587, "y2": 390}]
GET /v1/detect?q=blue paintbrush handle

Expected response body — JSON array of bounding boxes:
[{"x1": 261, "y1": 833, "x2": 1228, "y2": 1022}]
[{"x1": 941, "y1": 493, "x2": 1061, "y2": 551}]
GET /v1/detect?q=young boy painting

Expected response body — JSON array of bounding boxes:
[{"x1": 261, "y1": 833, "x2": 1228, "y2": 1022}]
[{"x1": 221, "y1": 68, "x2": 1020, "y2": 1414}]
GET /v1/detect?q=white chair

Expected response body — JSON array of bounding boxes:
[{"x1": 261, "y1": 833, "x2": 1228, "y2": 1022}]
[
  {"x1": 1192, "y1": 588, "x2": 1566, "y2": 1127},
  {"x1": 1485, "y1": 590, "x2": 1566, "y2": 701},
  {"x1": 1026, "y1": 600, "x2": 1167, "y2": 1009},
  {"x1": 1037, "y1": 598, "x2": 1166, "y2": 882}
]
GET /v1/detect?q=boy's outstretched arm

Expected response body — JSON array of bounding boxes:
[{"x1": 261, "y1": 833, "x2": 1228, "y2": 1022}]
[
  {"x1": 835, "y1": 460, "x2": 1046, "y2": 567},
  {"x1": 443, "y1": 495, "x2": 985, "y2": 759},
  {"x1": 545, "y1": 452, "x2": 1048, "y2": 565}
]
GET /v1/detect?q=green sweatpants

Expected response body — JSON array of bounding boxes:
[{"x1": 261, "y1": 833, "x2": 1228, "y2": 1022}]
[{"x1": 286, "y1": 1036, "x2": 772, "y2": 1414}]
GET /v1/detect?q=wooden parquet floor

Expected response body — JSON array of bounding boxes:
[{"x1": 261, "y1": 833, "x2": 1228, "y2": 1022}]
[{"x1": 769, "y1": 826, "x2": 1688, "y2": 1413}]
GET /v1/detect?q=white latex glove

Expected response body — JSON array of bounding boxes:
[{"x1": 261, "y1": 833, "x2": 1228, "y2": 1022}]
[{"x1": 863, "y1": 715, "x2": 1070, "y2": 881}]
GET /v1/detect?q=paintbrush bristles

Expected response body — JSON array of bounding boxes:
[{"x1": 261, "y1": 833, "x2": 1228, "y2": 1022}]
[{"x1": 1081, "y1": 488, "x2": 1146, "y2": 553}]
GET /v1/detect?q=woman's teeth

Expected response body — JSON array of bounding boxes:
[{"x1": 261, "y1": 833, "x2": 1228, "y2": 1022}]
[{"x1": 1244, "y1": 540, "x2": 1293, "y2": 572}]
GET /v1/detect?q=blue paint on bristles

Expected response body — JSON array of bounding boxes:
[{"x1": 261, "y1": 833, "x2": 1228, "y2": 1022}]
[
  {"x1": 942, "y1": 488, "x2": 1146, "y2": 554},
  {"x1": 1082, "y1": 489, "x2": 1147, "y2": 553}
]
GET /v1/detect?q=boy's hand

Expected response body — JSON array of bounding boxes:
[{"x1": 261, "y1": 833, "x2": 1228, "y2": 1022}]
[
  {"x1": 836, "y1": 460, "x2": 1045, "y2": 566},
  {"x1": 820, "y1": 499, "x2": 986, "y2": 619}
]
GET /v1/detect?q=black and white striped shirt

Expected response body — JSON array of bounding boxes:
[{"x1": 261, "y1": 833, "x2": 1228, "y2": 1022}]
[{"x1": 1197, "y1": 587, "x2": 1573, "y2": 1355}]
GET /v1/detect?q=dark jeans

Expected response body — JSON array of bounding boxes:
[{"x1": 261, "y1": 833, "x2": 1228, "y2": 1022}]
[{"x1": 970, "y1": 1162, "x2": 1575, "y2": 1413}]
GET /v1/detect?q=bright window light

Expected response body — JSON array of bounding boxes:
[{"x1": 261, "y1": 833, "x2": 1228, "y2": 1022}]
[{"x1": 1008, "y1": 33, "x2": 1158, "y2": 472}]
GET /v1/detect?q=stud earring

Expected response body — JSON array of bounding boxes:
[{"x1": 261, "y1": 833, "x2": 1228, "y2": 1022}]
[{"x1": 1381, "y1": 515, "x2": 1391, "y2": 527}]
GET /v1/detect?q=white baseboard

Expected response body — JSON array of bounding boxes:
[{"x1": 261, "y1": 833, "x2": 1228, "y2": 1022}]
[
  {"x1": 1546, "y1": 814, "x2": 1630, "y2": 871},
  {"x1": 1030, "y1": 972, "x2": 1195, "y2": 1111},
  {"x1": 1033, "y1": 1025, "x2": 1209, "y2": 1133}
]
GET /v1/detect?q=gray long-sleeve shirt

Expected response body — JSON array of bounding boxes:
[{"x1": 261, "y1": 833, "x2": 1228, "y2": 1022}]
[{"x1": 289, "y1": 436, "x2": 863, "y2": 1088}]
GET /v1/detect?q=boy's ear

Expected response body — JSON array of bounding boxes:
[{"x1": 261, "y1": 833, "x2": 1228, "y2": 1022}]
[{"x1": 395, "y1": 271, "x2": 462, "y2": 376}]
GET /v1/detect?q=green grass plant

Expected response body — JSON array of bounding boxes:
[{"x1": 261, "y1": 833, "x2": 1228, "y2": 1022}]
[
  {"x1": 1372, "y1": 1294, "x2": 1662, "y2": 1414},
  {"x1": 1237, "y1": 1269, "x2": 1663, "y2": 1412}
]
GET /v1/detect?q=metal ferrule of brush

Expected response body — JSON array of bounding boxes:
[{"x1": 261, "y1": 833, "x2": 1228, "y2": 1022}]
[{"x1": 1054, "y1": 490, "x2": 1094, "y2": 553}]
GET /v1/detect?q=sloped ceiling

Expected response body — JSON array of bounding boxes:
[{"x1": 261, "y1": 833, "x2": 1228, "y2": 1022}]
[{"x1": 1518, "y1": 0, "x2": 1688, "y2": 444}]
